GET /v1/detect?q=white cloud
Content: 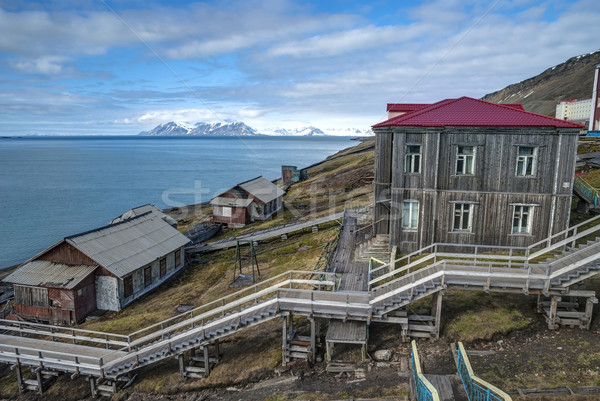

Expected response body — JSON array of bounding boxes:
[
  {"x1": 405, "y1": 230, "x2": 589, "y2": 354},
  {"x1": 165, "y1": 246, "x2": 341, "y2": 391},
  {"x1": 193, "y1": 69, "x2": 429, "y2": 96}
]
[
  {"x1": 12, "y1": 56, "x2": 67, "y2": 75},
  {"x1": 137, "y1": 108, "x2": 226, "y2": 126}
]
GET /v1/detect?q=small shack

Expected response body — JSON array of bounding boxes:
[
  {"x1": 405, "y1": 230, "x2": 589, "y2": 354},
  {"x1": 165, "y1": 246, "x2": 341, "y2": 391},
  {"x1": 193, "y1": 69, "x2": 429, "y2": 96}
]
[
  {"x1": 281, "y1": 165, "x2": 308, "y2": 184},
  {"x1": 211, "y1": 176, "x2": 285, "y2": 228},
  {"x1": 4, "y1": 211, "x2": 190, "y2": 324}
]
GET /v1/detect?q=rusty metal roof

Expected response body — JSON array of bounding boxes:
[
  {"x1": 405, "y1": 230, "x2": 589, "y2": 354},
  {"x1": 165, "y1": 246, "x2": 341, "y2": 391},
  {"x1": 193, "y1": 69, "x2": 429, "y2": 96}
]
[
  {"x1": 66, "y1": 212, "x2": 190, "y2": 278},
  {"x1": 238, "y1": 176, "x2": 285, "y2": 204},
  {"x1": 210, "y1": 197, "x2": 253, "y2": 207},
  {"x1": 4, "y1": 260, "x2": 97, "y2": 289}
]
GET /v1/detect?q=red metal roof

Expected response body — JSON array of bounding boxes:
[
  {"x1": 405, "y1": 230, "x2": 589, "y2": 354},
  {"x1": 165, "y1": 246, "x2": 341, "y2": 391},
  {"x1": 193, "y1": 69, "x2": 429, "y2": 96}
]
[
  {"x1": 374, "y1": 97, "x2": 584, "y2": 129},
  {"x1": 386, "y1": 103, "x2": 431, "y2": 112}
]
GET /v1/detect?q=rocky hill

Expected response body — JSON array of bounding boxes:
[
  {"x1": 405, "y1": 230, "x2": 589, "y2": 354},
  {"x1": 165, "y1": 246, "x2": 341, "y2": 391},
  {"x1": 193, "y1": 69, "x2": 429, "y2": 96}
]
[{"x1": 482, "y1": 50, "x2": 600, "y2": 117}]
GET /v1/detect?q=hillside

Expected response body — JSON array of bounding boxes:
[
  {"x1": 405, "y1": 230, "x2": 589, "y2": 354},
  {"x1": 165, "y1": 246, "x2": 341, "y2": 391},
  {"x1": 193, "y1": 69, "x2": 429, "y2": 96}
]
[{"x1": 482, "y1": 50, "x2": 600, "y2": 116}]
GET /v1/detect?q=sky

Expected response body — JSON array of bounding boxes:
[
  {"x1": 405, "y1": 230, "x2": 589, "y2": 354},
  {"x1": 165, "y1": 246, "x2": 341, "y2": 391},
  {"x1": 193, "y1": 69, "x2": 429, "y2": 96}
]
[{"x1": 0, "y1": 0, "x2": 599, "y2": 136}]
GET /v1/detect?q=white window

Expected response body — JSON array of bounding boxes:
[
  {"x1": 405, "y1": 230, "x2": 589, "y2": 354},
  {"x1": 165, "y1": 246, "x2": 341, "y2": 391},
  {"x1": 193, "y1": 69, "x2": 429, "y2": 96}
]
[
  {"x1": 512, "y1": 205, "x2": 533, "y2": 234},
  {"x1": 453, "y1": 203, "x2": 472, "y2": 232},
  {"x1": 402, "y1": 201, "x2": 419, "y2": 230},
  {"x1": 456, "y1": 146, "x2": 475, "y2": 175},
  {"x1": 405, "y1": 145, "x2": 421, "y2": 173},
  {"x1": 222, "y1": 206, "x2": 232, "y2": 217},
  {"x1": 516, "y1": 146, "x2": 537, "y2": 176}
]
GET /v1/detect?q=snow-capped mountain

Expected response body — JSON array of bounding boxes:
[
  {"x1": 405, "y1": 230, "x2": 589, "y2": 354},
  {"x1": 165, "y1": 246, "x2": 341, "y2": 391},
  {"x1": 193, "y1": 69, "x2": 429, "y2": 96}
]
[
  {"x1": 139, "y1": 121, "x2": 373, "y2": 137},
  {"x1": 139, "y1": 121, "x2": 259, "y2": 136},
  {"x1": 265, "y1": 126, "x2": 326, "y2": 136},
  {"x1": 139, "y1": 122, "x2": 194, "y2": 136}
]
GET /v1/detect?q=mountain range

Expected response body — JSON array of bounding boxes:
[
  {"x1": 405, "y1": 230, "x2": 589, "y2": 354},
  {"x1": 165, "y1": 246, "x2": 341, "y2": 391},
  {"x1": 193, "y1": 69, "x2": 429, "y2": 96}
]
[{"x1": 139, "y1": 121, "x2": 373, "y2": 137}]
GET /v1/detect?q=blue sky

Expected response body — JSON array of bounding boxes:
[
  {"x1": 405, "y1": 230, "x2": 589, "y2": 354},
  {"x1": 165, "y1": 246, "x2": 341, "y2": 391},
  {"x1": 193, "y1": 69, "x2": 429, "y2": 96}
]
[{"x1": 0, "y1": 0, "x2": 599, "y2": 135}]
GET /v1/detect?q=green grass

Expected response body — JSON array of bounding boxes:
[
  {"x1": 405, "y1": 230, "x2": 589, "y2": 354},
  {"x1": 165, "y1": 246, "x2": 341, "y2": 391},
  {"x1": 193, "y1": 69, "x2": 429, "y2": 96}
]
[{"x1": 446, "y1": 306, "x2": 532, "y2": 342}]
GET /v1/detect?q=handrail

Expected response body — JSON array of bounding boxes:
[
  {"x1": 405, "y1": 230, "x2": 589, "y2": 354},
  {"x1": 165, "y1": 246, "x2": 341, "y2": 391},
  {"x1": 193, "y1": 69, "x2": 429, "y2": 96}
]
[
  {"x1": 526, "y1": 213, "x2": 600, "y2": 260},
  {"x1": 574, "y1": 174, "x2": 600, "y2": 209},
  {"x1": 411, "y1": 340, "x2": 440, "y2": 401},
  {"x1": 457, "y1": 342, "x2": 512, "y2": 401},
  {"x1": 128, "y1": 270, "x2": 335, "y2": 340}
]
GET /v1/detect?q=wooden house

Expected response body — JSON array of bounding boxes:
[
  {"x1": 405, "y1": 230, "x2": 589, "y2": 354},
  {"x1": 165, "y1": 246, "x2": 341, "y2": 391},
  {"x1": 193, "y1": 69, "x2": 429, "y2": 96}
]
[
  {"x1": 211, "y1": 176, "x2": 285, "y2": 228},
  {"x1": 4, "y1": 211, "x2": 190, "y2": 324},
  {"x1": 372, "y1": 97, "x2": 584, "y2": 253}
]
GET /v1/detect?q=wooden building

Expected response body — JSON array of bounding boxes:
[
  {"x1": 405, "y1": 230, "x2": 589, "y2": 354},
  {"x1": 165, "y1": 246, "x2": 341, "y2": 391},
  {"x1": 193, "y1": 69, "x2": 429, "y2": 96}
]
[
  {"x1": 211, "y1": 176, "x2": 285, "y2": 228},
  {"x1": 5, "y1": 211, "x2": 190, "y2": 324},
  {"x1": 372, "y1": 97, "x2": 584, "y2": 253}
]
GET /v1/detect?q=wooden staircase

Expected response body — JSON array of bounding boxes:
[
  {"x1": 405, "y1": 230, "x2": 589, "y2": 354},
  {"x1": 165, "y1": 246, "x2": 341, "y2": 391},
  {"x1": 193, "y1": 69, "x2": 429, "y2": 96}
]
[{"x1": 355, "y1": 234, "x2": 390, "y2": 263}]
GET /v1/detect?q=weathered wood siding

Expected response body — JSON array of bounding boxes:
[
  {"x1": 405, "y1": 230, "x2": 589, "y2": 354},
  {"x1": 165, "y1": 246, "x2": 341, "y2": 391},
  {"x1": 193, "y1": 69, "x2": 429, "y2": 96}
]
[
  {"x1": 375, "y1": 126, "x2": 579, "y2": 253},
  {"x1": 119, "y1": 247, "x2": 185, "y2": 309},
  {"x1": 373, "y1": 128, "x2": 394, "y2": 234},
  {"x1": 13, "y1": 274, "x2": 96, "y2": 324},
  {"x1": 38, "y1": 241, "x2": 97, "y2": 266}
]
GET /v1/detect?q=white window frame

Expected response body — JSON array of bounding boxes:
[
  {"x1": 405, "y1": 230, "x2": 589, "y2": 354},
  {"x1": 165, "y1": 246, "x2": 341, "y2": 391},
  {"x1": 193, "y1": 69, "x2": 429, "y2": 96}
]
[
  {"x1": 222, "y1": 206, "x2": 232, "y2": 217},
  {"x1": 512, "y1": 205, "x2": 534, "y2": 234},
  {"x1": 516, "y1": 146, "x2": 537, "y2": 177},
  {"x1": 452, "y1": 203, "x2": 473, "y2": 232},
  {"x1": 405, "y1": 145, "x2": 421, "y2": 173},
  {"x1": 455, "y1": 145, "x2": 475, "y2": 175},
  {"x1": 402, "y1": 200, "x2": 419, "y2": 230}
]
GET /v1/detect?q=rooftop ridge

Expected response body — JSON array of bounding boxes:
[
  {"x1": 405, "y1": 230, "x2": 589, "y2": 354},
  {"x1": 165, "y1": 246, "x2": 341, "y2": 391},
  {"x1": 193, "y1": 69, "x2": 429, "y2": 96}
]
[{"x1": 65, "y1": 211, "x2": 154, "y2": 240}]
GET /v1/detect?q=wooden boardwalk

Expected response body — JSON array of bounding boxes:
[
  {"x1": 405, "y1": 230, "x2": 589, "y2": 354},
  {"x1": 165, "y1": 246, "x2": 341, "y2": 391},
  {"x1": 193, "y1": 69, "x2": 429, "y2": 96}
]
[
  {"x1": 188, "y1": 212, "x2": 344, "y2": 253},
  {"x1": 325, "y1": 212, "x2": 369, "y2": 360}
]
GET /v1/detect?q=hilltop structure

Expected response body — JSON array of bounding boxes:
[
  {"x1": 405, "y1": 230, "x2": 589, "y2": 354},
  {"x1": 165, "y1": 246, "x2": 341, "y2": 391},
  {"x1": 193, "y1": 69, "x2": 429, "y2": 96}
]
[
  {"x1": 555, "y1": 63, "x2": 600, "y2": 131},
  {"x1": 4, "y1": 212, "x2": 190, "y2": 324},
  {"x1": 372, "y1": 96, "x2": 584, "y2": 253}
]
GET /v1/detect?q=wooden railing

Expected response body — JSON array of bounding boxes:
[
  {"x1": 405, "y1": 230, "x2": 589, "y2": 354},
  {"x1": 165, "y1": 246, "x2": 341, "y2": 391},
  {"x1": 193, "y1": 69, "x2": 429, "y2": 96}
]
[
  {"x1": 457, "y1": 342, "x2": 512, "y2": 401},
  {"x1": 574, "y1": 174, "x2": 600, "y2": 209},
  {"x1": 411, "y1": 340, "x2": 440, "y2": 401}
]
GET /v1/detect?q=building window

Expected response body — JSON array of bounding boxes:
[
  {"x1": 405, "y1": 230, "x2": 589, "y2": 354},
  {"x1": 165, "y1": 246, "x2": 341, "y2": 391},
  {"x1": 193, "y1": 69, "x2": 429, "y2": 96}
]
[
  {"x1": 456, "y1": 146, "x2": 475, "y2": 175},
  {"x1": 159, "y1": 258, "x2": 167, "y2": 278},
  {"x1": 222, "y1": 206, "x2": 232, "y2": 217},
  {"x1": 512, "y1": 205, "x2": 533, "y2": 234},
  {"x1": 144, "y1": 266, "x2": 152, "y2": 287},
  {"x1": 453, "y1": 203, "x2": 472, "y2": 232},
  {"x1": 175, "y1": 249, "x2": 181, "y2": 267},
  {"x1": 77, "y1": 288, "x2": 84, "y2": 297},
  {"x1": 124, "y1": 275, "x2": 133, "y2": 298},
  {"x1": 402, "y1": 201, "x2": 419, "y2": 230},
  {"x1": 516, "y1": 146, "x2": 537, "y2": 176},
  {"x1": 405, "y1": 145, "x2": 421, "y2": 173}
]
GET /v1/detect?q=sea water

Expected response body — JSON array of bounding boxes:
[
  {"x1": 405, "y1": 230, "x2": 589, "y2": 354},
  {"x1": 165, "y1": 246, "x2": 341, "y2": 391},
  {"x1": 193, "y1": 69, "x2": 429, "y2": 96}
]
[{"x1": 0, "y1": 136, "x2": 356, "y2": 268}]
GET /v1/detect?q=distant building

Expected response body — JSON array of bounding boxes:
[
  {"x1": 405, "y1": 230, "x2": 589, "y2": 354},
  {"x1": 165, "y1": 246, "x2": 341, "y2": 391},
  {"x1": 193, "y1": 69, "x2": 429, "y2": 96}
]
[
  {"x1": 109, "y1": 203, "x2": 178, "y2": 227},
  {"x1": 4, "y1": 212, "x2": 190, "y2": 324},
  {"x1": 555, "y1": 63, "x2": 600, "y2": 131},
  {"x1": 211, "y1": 176, "x2": 285, "y2": 228},
  {"x1": 555, "y1": 98, "x2": 593, "y2": 127},
  {"x1": 281, "y1": 165, "x2": 308, "y2": 185},
  {"x1": 373, "y1": 96, "x2": 583, "y2": 253}
]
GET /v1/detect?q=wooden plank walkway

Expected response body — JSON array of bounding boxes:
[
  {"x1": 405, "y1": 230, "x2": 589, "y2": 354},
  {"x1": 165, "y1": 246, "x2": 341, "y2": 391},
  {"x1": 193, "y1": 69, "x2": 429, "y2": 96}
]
[
  {"x1": 424, "y1": 375, "x2": 456, "y2": 401},
  {"x1": 188, "y1": 212, "x2": 344, "y2": 253},
  {"x1": 325, "y1": 212, "x2": 369, "y2": 355},
  {"x1": 325, "y1": 321, "x2": 367, "y2": 344}
]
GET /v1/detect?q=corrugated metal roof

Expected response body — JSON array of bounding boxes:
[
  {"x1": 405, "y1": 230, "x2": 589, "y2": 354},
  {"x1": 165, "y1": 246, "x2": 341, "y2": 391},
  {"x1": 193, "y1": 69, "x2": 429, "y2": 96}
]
[
  {"x1": 4, "y1": 260, "x2": 97, "y2": 289},
  {"x1": 238, "y1": 176, "x2": 286, "y2": 204},
  {"x1": 109, "y1": 204, "x2": 177, "y2": 226},
  {"x1": 374, "y1": 97, "x2": 585, "y2": 129},
  {"x1": 67, "y1": 213, "x2": 190, "y2": 278},
  {"x1": 210, "y1": 197, "x2": 253, "y2": 207}
]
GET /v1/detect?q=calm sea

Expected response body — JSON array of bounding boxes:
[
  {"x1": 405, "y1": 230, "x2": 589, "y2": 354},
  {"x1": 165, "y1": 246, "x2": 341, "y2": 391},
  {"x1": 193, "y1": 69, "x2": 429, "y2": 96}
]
[{"x1": 0, "y1": 136, "x2": 356, "y2": 269}]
